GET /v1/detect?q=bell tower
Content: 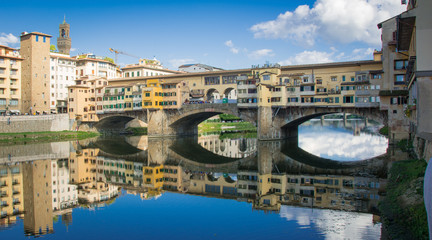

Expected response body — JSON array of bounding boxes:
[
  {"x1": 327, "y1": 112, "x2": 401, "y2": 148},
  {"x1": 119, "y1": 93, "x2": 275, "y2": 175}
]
[{"x1": 57, "y1": 16, "x2": 71, "y2": 55}]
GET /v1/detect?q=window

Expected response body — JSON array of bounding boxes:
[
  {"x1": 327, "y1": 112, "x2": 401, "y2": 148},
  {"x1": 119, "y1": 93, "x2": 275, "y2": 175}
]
[
  {"x1": 395, "y1": 74, "x2": 405, "y2": 83},
  {"x1": 394, "y1": 60, "x2": 408, "y2": 70},
  {"x1": 43, "y1": 36, "x2": 46, "y2": 42},
  {"x1": 331, "y1": 76, "x2": 337, "y2": 81},
  {"x1": 36, "y1": 35, "x2": 39, "y2": 42},
  {"x1": 204, "y1": 76, "x2": 220, "y2": 85},
  {"x1": 263, "y1": 75, "x2": 270, "y2": 81}
]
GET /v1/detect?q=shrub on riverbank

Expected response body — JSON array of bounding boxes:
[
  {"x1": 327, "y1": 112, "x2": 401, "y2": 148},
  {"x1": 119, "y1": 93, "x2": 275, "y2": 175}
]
[
  {"x1": 379, "y1": 126, "x2": 389, "y2": 136},
  {"x1": 379, "y1": 158, "x2": 428, "y2": 239}
]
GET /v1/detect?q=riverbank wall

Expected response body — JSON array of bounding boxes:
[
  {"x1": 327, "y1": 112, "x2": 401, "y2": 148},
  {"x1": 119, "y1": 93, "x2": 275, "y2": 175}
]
[{"x1": 0, "y1": 114, "x2": 71, "y2": 133}]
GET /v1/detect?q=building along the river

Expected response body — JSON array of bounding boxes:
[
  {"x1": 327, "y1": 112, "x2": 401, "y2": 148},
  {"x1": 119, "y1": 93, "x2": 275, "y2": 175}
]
[
  {"x1": 49, "y1": 52, "x2": 76, "y2": 113},
  {"x1": 67, "y1": 56, "x2": 383, "y2": 124},
  {"x1": 122, "y1": 58, "x2": 180, "y2": 77},
  {"x1": 384, "y1": 0, "x2": 432, "y2": 160},
  {"x1": 20, "y1": 32, "x2": 52, "y2": 114},
  {"x1": 0, "y1": 45, "x2": 23, "y2": 115}
]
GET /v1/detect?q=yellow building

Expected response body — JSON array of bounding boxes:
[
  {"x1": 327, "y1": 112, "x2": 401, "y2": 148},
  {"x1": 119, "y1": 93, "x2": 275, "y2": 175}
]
[
  {"x1": 0, "y1": 45, "x2": 23, "y2": 115},
  {"x1": 20, "y1": 32, "x2": 52, "y2": 114},
  {"x1": 142, "y1": 79, "x2": 163, "y2": 110},
  {"x1": 67, "y1": 76, "x2": 108, "y2": 122}
]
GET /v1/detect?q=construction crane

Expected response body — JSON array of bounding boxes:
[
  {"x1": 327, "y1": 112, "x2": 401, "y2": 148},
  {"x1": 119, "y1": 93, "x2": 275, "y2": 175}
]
[{"x1": 109, "y1": 48, "x2": 139, "y2": 64}]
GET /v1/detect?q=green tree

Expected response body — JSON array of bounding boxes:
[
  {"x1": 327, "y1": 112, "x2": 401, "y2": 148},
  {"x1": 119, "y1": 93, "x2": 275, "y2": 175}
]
[
  {"x1": 104, "y1": 57, "x2": 114, "y2": 64},
  {"x1": 50, "y1": 44, "x2": 57, "y2": 52}
]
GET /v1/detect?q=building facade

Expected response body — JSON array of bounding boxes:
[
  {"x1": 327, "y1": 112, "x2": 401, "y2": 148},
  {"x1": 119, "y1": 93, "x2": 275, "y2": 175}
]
[
  {"x1": 50, "y1": 53, "x2": 76, "y2": 113},
  {"x1": 0, "y1": 45, "x2": 23, "y2": 115},
  {"x1": 20, "y1": 32, "x2": 52, "y2": 114},
  {"x1": 122, "y1": 58, "x2": 180, "y2": 78},
  {"x1": 75, "y1": 54, "x2": 120, "y2": 80}
]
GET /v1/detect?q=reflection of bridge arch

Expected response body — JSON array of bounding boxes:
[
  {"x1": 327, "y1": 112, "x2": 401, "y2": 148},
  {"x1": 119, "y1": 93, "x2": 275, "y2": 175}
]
[
  {"x1": 279, "y1": 139, "x2": 389, "y2": 177},
  {"x1": 197, "y1": 135, "x2": 257, "y2": 158}
]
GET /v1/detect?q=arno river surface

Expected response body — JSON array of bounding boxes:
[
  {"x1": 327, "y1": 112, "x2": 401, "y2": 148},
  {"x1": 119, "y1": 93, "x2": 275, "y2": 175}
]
[{"x1": 0, "y1": 118, "x2": 391, "y2": 239}]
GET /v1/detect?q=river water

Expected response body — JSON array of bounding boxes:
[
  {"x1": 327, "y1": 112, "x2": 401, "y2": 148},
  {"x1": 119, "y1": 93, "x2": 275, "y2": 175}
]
[{"x1": 0, "y1": 119, "x2": 389, "y2": 239}]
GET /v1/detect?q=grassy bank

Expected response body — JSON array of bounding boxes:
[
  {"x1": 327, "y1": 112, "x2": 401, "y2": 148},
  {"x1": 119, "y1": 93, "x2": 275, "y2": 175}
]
[
  {"x1": 198, "y1": 121, "x2": 256, "y2": 133},
  {"x1": 0, "y1": 131, "x2": 99, "y2": 145},
  {"x1": 379, "y1": 158, "x2": 428, "y2": 239}
]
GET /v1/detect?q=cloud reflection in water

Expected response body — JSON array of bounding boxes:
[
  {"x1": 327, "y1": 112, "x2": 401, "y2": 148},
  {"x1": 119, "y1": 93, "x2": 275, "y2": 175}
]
[
  {"x1": 298, "y1": 120, "x2": 388, "y2": 161},
  {"x1": 280, "y1": 206, "x2": 381, "y2": 239}
]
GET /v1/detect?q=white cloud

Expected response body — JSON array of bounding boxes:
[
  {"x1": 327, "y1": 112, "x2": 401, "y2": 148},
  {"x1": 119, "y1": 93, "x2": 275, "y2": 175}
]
[
  {"x1": 248, "y1": 49, "x2": 275, "y2": 59},
  {"x1": 279, "y1": 47, "x2": 378, "y2": 66},
  {"x1": 70, "y1": 48, "x2": 77, "y2": 52},
  {"x1": 224, "y1": 40, "x2": 239, "y2": 54},
  {"x1": 250, "y1": 0, "x2": 406, "y2": 47},
  {"x1": 169, "y1": 58, "x2": 195, "y2": 69},
  {"x1": 279, "y1": 50, "x2": 334, "y2": 65},
  {"x1": 0, "y1": 33, "x2": 19, "y2": 46}
]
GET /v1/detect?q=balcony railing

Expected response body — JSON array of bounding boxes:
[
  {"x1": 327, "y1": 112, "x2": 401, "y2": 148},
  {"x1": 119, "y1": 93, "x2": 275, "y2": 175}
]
[{"x1": 406, "y1": 56, "x2": 416, "y2": 86}]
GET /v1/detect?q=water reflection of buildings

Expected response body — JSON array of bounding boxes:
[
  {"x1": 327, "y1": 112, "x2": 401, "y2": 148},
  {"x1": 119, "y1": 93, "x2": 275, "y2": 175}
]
[
  {"x1": 198, "y1": 135, "x2": 257, "y2": 158},
  {"x1": 0, "y1": 163, "x2": 24, "y2": 228},
  {"x1": 0, "y1": 133, "x2": 389, "y2": 237},
  {"x1": 69, "y1": 149, "x2": 119, "y2": 204}
]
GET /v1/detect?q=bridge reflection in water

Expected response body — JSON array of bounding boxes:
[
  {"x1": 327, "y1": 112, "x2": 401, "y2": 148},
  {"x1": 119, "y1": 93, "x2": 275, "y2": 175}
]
[{"x1": 0, "y1": 135, "x2": 390, "y2": 238}]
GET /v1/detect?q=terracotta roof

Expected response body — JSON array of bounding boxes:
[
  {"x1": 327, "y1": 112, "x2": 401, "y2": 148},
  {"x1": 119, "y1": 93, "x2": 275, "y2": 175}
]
[
  {"x1": 21, "y1": 32, "x2": 52, "y2": 37},
  {"x1": 50, "y1": 53, "x2": 77, "y2": 60}
]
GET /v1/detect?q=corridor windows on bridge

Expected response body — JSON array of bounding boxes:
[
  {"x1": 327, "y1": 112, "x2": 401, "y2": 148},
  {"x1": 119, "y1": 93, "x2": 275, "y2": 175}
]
[
  {"x1": 222, "y1": 75, "x2": 236, "y2": 84},
  {"x1": 262, "y1": 75, "x2": 270, "y2": 81},
  {"x1": 204, "y1": 76, "x2": 220, "y2": 85}
]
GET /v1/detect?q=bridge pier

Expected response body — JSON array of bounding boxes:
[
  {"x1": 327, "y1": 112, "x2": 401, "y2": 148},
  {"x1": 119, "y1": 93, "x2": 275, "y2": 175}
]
[{"x1": 258, "y1": 106, "x2": 283, "y2": 140}]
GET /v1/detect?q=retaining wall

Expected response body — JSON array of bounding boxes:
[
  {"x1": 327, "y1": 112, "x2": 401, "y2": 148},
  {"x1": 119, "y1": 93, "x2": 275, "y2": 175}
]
[{"x1": 0, "y1": 114, "x2": 71, "y2": 133}]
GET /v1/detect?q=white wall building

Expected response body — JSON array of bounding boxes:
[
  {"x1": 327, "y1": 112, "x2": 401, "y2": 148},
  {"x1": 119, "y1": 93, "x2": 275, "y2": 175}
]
[
  {"x1": 75, "y1": 54, "x2": 120, "y2": 80},
  {"x1": 50, "y1": 52, "x2": 76, "y2": 113},
  {"x1": 178, "y1": 63, "x2": 224, "y2": 73},
  {"x1": 122, "y1": 58, "x2": 180, "y2": 78},
  {"x1": 51, "y1": 159, "x2": 78, "y2": 211}
]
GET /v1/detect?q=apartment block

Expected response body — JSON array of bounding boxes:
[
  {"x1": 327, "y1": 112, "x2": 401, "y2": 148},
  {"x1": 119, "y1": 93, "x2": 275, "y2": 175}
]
[
  {"x1": 75, "y1": 54, "x2": 119, "y2": 79},
  {"x1": 0, "y1": 45, "x2": 23, "y2": 115},
  {"x1": 68, "y1": 76, "x2": 108, "y2": 122},
  {"x1": 50, "y1": 53, "x2": 76, "y2": 113},
  {"x1": 378, "y1": 17, "x2": 411, "y2": 141},
  {"x1": 122, "y1": 58, "x2": 180, "y2": 77}
]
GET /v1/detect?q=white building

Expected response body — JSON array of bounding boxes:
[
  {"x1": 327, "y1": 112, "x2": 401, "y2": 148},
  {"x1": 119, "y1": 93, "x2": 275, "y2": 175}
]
[
  {"x1": 75, "y1": 53, "x2": 120, "y2": 80},
  {"x1": 122, "y1": 58, "x2": 180, "y2": 78},
  {"x1": 51, "y1": 159, "x2": 78, "y2": 211},
  {"x1": 50, "y1": 52, "x2": 76, "y2": 113},
  {"x1": 178, "y1": 63, "x2": 224, "y2": 73}
]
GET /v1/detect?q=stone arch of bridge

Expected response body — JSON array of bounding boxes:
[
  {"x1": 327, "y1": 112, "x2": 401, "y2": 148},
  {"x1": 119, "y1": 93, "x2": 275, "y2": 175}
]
[
  {"x1": 281, "y1": 108, "x2": 386, "y2": 130},
  {"x1": 223, "y1": 87, "x2": 236, "y2": 99},
  {"x1": 168, "y1": 105, "x2": 256, "y2": 136},
  {"x1": 94, "y1": 115, "x2": 146, "y2": 132},
  {"x1": 206, "y1": 88, "x2": 221, "y2": 102}
]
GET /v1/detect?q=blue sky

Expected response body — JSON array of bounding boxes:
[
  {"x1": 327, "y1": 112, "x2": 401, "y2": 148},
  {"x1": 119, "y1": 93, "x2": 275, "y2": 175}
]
[{"x1": 0, "y1": 0, "x2": 406, "y2": 70}]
